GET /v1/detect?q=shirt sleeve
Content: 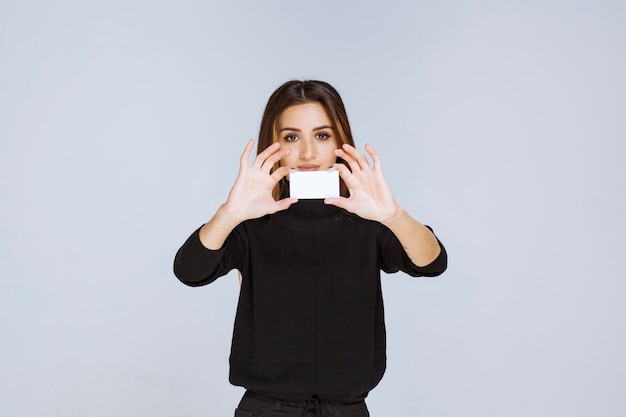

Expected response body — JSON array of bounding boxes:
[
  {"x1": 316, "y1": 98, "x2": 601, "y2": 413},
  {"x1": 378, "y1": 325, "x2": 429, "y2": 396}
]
[
  {"x1": 173, "y1": 224, "x2": 246, "y2": 287},
  {"x1": 377, "y1": 224, "x2": 447, "y2": 277}
]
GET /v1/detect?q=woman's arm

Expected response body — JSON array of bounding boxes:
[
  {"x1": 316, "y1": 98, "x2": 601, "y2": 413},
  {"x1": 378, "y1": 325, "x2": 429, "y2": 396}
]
[
  {"x1": 380, "y1": 205, "x2": 441, "y2": 267},
  {"x1": 325, "y1": 143, "x2": 442, "y2": 267}
]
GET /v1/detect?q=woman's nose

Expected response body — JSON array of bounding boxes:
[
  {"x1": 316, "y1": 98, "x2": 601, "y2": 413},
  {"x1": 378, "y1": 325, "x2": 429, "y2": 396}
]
[{"x1": 299, "y1": 139, "x2": 315, "y2": 160}]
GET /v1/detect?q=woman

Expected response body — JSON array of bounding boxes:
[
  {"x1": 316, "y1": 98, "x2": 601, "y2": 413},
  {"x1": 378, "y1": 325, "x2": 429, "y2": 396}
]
[{"x1": 174, "y1": 80, "x2": 447, "y2": 417}]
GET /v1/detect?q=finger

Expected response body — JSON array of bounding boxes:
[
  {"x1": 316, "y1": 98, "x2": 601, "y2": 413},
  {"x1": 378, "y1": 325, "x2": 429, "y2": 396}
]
[
  {"x1": 262, "y1": 148, "x2": 290, "y2": 172},
  {"x1": 270, "y1": 165, "x2": 292, "y2": 182},
  {"x1": 253, "y1": 142, "x2": 281, "y2": 169},
  {"x1": 268, "y1": 198, "x2": 298, "y2": 214},
  {"x1": 254, "y1": 142, "x2": 280, "y2": 168},
  {"x1": 335, "y1": 147, "x2": 360, "y2": 173},
  {"x1": 330, "y1": 163, "x2": 353, "y2": 183},
  {"x1": 364, "y1": 143, "x2": 382, "y2": 171},
  {"x1": 342, "y1": 144, "x2": 372, "y2": 170},
  {"x1": 324, "y1": 196, "x2": 351, "y2": 211},
  {"x1": 240, "y1": 139, "x2": 255, "y2": 169}
]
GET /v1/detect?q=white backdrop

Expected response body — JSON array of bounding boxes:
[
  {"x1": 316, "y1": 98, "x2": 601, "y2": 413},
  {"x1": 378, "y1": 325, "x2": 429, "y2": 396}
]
[{"x1": 1, "y1": 1, "x2": 625, "y2": 416}]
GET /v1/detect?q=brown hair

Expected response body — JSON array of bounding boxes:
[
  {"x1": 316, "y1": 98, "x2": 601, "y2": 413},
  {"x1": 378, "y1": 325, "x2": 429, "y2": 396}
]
[{"x1": 257, "y1": 80, "x2": 355, "y2": 199}]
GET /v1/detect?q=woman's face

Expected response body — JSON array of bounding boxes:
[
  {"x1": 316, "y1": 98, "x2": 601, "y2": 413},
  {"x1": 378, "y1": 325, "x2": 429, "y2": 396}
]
[{"x1": 276, "y1": 102, "x2": 339, "y2": 171}]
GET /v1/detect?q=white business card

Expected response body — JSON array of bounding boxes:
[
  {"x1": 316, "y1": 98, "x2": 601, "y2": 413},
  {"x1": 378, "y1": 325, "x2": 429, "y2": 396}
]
[{"x1": 289, "y1": 170, "x2": 339, "y2": 199}]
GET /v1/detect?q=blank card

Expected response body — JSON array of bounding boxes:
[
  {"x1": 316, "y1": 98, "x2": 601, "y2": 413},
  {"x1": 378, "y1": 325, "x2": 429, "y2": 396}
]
[{"x1": 289, "y1": 170, "x2": 339, "y2": 199}]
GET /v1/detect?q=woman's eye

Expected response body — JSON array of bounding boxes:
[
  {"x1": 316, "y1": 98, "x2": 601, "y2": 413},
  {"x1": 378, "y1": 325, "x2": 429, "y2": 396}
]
[
  {"x1": 284, "y1": 134, "x2": 299, "y2": 142},
  {"x1": 316, "y1": 132, "x2": 330, "y2": 140}
]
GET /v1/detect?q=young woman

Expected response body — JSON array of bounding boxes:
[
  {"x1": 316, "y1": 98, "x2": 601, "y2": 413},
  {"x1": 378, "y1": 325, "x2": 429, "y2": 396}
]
[{"x1": 174, "y1": 80, "x2": 447, "y2": 417}]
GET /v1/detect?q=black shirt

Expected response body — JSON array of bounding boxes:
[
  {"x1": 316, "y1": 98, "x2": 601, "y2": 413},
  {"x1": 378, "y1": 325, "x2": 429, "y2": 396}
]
[{"x1": 174, "y1": 200, "x2": 447, "y2": 402}]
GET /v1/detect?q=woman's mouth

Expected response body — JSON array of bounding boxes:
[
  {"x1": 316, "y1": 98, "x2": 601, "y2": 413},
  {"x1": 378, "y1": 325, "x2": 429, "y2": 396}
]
[{"x1": 297, "y1": 165, "x2": 320, "y2": 171}]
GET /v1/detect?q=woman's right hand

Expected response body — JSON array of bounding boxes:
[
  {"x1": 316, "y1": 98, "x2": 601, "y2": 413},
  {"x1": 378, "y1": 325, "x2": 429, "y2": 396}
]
[
  {"x1": 199, "y1": 140, "x2": 296, "y2": 250},
  {"x1": 222, "y1": 139, "x2": 297, "y2": 223}
]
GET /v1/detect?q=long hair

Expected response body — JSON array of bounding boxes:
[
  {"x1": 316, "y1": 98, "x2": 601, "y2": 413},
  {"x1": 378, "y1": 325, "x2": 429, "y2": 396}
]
[{"x1": 257, "y1": 80, "x2": 355, "y2": 199}]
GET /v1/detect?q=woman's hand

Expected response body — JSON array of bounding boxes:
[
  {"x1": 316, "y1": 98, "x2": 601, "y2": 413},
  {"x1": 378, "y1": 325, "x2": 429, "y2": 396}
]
[
  {"x1": 199, "y1": 140, "x2": 297, "y2": 250},
  {"x1": 325, "y1": 143, "x2": 399, "y2": 222},
  {"x1": 325, "y1": 143, "x2": 442, "y2": 266},
  {"x1": 223, "y1": 139, "x2": 297, "y2": 222}
]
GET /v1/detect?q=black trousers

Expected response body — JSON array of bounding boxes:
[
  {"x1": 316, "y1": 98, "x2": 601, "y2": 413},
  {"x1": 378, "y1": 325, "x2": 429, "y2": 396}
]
[{"x1": 234, "y1": 391, "x2": 370, "y2": 417}]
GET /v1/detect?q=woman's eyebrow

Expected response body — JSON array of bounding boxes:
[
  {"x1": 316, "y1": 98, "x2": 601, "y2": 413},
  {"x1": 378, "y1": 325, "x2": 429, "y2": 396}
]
[
  {"x1": 279, "y1": 127, "x2": 301, "y2": 132},
  {"x1": 278, "y1": 125, "x2": 334, "y2": 132}
]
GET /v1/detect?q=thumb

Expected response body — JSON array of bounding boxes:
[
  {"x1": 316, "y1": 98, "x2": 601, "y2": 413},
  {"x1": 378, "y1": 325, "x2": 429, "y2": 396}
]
[{"x1": 324, "y1": 197, "x2": 349, "y2": 211}]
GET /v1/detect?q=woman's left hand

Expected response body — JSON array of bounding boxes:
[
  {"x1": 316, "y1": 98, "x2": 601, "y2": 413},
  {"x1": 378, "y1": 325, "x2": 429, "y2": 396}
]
[{"x1": 325, "y1": 143, "x2": 400, "y2": 222}]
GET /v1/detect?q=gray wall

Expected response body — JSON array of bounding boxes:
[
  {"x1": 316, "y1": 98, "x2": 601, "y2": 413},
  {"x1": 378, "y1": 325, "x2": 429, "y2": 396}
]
[{"x1": 1, "y1": 1, "x2": 624, "y2": 416}]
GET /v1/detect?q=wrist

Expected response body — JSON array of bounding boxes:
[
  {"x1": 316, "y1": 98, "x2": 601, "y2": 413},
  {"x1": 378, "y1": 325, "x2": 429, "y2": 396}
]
[
  {"x1": 217, "y1": 202, "x2": 247, "y2": 227},
  {"x1": 380, "y1": 204, "x2": 403, "y2": 225}
]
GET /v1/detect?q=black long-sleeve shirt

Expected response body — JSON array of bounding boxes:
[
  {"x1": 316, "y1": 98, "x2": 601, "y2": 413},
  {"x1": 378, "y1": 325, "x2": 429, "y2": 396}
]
[{"x1": 174, "y1": 199, "x2": 447, "y2": 402}]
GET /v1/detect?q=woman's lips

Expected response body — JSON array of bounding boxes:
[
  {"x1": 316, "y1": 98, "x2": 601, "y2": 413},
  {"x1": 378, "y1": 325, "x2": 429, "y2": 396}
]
[{"x1": 297, "y1": 165, "x2": 320, "y2": 171}]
